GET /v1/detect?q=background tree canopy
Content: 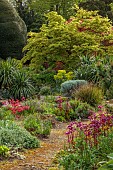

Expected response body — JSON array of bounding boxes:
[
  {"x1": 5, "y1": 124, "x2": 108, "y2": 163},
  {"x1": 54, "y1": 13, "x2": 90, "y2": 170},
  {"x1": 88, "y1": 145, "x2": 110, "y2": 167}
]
[
  {"x1": 8, "y1": 0, "x2": 113, "y2": 33},
  {"x1": 79, "y1": 0, "x2": 113, "y2": 24},
  {"x1": 22, "y1": 8, "x2": 113, "y2": 71}
]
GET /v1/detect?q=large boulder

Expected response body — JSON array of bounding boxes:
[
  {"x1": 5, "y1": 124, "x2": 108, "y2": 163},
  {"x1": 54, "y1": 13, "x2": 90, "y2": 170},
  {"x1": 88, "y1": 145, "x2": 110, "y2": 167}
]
[{"x1": 0, "y1": 0, "x2": 27, "y2": 59}]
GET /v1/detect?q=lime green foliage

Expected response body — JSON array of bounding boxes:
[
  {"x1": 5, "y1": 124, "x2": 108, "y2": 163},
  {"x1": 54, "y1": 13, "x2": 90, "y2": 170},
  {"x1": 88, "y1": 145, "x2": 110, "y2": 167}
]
[
  {"x1": 54, "y1": 70, "x2": 74, "y2": 85},
  {"x1": 30, "y1": 0, "x2": 79, "y2": 20},
  {"x1": 0, "y1": 120, "x2": 40, "y2": 149},
  {"x1": 79, "y1": 0, "x2": 113, "y2": 24},
  {"x1": 0, "y1": 145, "x2": 9, "y2": 157},
  {"x1": 74, "y1": 84, "x2": 103, "y2": 107},
  {"x1": 61, "y1": 80, "x2": 87, "y2": 97},
  {"x1": 0, "y1": 107, "x2": 14, "y2": 120},
  {"x1": 22, "y1": 8, "x2": 113, "y2": 70}
]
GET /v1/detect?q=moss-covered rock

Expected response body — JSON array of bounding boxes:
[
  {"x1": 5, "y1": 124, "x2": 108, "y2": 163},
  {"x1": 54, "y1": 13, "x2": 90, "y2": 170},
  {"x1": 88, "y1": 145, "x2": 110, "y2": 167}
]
[{"x1": 0, "y1": 0, "x2": 27, "y2": 59}]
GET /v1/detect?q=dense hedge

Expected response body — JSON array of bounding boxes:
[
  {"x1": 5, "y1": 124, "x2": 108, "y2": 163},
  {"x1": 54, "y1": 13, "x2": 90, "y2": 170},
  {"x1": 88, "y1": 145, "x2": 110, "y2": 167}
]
[{"x1": 0, "y1": 0, "x2": 27, "y2": 59}]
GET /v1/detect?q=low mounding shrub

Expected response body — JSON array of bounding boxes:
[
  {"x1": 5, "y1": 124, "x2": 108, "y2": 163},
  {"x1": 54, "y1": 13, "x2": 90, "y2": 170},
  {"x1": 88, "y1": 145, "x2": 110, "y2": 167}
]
[
  {"x1": 0, "y1": 120, "x2": 40, "y2": 149},
  {"x1": 24, "y1": 114, "x2": 52, "y2": 137},
  {"x1": 69, "y1": 100, "x2": 94, "y2": 119},
  {"x1": 39, "y1": 86, "x2": 51, "y2": 96},
  {"x1": 60, "y1": 80, "x2": 87, "y2": 97},
  {"x1": 74, "y1": 84, "x2": 103, "y2": 107},
  {"x1": 54, "y1": 97, "x2": 94, "y2": 120}
]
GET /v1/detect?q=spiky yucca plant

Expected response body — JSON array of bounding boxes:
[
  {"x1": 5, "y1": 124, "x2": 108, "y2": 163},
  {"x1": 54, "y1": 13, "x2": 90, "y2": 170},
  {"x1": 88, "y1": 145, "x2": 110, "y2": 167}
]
[
  {"x1": 0, "y1": 58, "x2": 21, "y2": 89},
  {"x1": 9, "y1": 70, "x2": 35, "y2": 100}
]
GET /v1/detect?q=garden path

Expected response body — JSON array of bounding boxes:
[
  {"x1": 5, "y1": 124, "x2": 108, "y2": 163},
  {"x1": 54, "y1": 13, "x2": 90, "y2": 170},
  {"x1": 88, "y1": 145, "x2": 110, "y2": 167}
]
[{"x1": 0, "y1": 122, "x2": 68, "y2": 170}]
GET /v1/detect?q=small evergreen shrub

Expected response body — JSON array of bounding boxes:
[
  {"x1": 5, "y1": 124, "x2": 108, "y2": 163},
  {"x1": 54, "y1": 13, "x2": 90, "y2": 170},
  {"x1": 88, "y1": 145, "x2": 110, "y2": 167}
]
[
  {"x1": 39, "y1": 86, "x2": 51, "y2": 96},
  {"x1": 54, "y1": 97, "x2": 94, "y2": 120},
  {"x1": 24, "y1": 114, "x2": 52, "y2": 137},
  {"x1": 70, "y1": 100, "x2": 94, "y2": 119},
  {"x1": 0, "y1": 120, "x2": 40, "y2": 149},
  {"x1": 24, "y1": 114, "x2": 42, "y2": 135},
  {"x1": 61, "y1": 80, "x2": 87, "y2": 97},
  {"x1": 74, "y1": 84, "x2": 103, "y2": 107}
]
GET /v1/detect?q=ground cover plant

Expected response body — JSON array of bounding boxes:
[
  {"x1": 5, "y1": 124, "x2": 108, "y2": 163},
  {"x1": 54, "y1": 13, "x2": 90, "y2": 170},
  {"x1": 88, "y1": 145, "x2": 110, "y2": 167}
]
[{"x1": 0, "y1": 120, "x2": 40, "y2": 149}]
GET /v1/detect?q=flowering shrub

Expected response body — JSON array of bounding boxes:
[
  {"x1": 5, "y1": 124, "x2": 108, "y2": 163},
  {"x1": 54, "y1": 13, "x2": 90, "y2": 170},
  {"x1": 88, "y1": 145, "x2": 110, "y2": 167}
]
[
  {"x1": 58, "y1": 106, "x2": 113, "y2": 169},
  {"x1": 66, "y1": 106, "x2": 113, "y2": 147},
  {"x1": 54, "y1": 96, "x2": 94, "y2": 120},
  {"x1": 55, "y1": 96, "x2": 72, "y2": 120},
  {"x1": 2, "y1": 98, "x2": 30, "y2": 118}
]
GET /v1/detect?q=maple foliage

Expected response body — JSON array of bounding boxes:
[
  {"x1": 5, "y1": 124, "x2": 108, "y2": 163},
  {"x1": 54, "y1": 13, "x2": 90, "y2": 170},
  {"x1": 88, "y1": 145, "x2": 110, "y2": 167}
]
[{"x1": 22, "y1": 8, "x2": 113, "y2": 70}]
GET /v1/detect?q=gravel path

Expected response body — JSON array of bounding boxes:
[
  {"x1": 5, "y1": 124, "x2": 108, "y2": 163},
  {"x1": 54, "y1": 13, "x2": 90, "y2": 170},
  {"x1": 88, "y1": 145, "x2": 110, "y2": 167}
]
[{"x1": 0, "y1": 122, "x2": 68, "y2": 170}]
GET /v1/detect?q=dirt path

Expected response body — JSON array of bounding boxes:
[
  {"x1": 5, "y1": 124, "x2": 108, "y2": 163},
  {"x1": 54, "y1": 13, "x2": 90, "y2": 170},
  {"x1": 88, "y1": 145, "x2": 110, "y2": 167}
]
[{"x1": 0, "y1": 122, "x2": 68, "y2": 170}]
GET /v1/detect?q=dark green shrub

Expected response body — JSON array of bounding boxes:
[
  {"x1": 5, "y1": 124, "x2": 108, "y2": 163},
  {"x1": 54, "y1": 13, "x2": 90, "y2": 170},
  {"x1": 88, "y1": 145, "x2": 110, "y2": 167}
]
[
  {"x1": 39, "y1": 86, "x2": 51, "y2": 96},
  {"x1": 0, "y1": 120, "x2": 40, "y2": 149},
  {"x1": 0, "y1": 0, "x2": 27, "y2": 59},
  {"x1": 61, "y1": 80, "x2": 87, "y2": 97},
  {"x1": 34, "y1": 70, "x2": 55, "y2": 88},
  {"x1": 74, "y1": 84, "x2": 103, "y2": 107}
]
